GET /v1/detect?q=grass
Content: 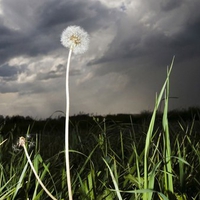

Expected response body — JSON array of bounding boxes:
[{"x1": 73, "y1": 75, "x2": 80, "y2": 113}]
[{"x1": 0, "y1": 58, "x2": 200, "y2": 199}]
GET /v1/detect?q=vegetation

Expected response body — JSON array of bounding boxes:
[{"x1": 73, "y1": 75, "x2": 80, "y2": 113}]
[{"x1": 1, "y1": 112, "x2": 200, "y2": 199}]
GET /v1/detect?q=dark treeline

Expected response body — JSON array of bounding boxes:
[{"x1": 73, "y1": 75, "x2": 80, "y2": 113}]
[{"x1": 1, "y1": 106, "x2": 200, "y2": 136}]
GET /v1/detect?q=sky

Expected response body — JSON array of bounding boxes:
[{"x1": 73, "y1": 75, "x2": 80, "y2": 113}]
[{"x1": 0, "y1": 0, "x2": 200, "y2": 118}]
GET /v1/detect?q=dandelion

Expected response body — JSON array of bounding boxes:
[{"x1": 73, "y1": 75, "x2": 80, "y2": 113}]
[
  {"x1": 61, "y1": 25, "x2": 89, "y2": 200},
  {"x1": 61, "y1": 25, "x2": 89, "y2": 54},
  {"x1": 18, "y1": 136, "x2": 26, "y2": 147},
  {"x1": 17, "y1": 136, "x2": 57, "y2": 200}
]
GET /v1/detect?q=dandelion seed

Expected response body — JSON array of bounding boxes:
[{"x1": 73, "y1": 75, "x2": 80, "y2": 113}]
[
  {"x1": 12, "y1": 144, "x2": 21, "y2": 152},
  {"x1": 60, "y1": 25, "x2": 89, "y2": 54},
  {"x1": 28, "y1": 141, "x2": 35, "y2": 149},
  {"x1": 26, "y1": 134, "x2": 31, "y2": 140}
]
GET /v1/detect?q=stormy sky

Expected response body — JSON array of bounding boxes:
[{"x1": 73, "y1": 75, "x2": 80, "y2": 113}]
[{"x1": 0, "y1": 0, "x2": 200, "y2": 118}]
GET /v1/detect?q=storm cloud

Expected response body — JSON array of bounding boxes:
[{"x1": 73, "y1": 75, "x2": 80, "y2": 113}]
[{"x1": 0, "y1": 0, "x2": 200, "y2": 118}]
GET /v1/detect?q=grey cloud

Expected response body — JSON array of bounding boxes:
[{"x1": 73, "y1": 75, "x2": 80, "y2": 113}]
[
  {"x1": 56, "y1": 64, "x2": 65, "y2": 71},
  {"x1": 0, "y1": 0, "x2": 200, "y2": 117},
  {"x1": 37, "y1": 72, "x2": 60, "y2": 81},
  {"x1": 0, "y1": 0, "x2": 117, "y2": 65},
  {"x1": 0, "y1": 78, "x2": 63, "y2": 95},
  {"x1": 0, "y1": 63, "x2": 28, "y2": 82},
  {"x1": 0, "y1": 83, "x2": 18, "y2": 93},
  {"x1": 37, "y1": 64, "x2": 65, "y2": 80},
  {"x1": 36, "y1": 0, "x2": 120, "y2": 38},
  {"x1": 69, "y1": 69, "x2": 82, "y2": 76},
  {"x1": 160, "y1": 0, "x2": 183, "y2": 11},
  {"x1": 0, "y1": 63, "x2": 18, "y2": 77},
  {"x1": 37, "y1": 1, "x2": 87, "y2": 28},
  {"x1": 169, "y1": 16, "x2": 200, "y2": 61},
  {"x1": 89, "y1": 29, "x2": 172, "y2": 76},
  {"x1": 89, "y1": 1, "x2": 200, "y2": 77}
]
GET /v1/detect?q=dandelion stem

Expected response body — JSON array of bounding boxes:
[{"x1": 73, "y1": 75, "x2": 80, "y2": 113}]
[
  {"x1": 61, "y1": 25, "x2": 89, "y2": 200},
  {"x1": 22, "y1": 143, "x2": 57, "y2": 200},
  {"x1": 65, "y1": 47, "x2": 73, "y2": 200}
]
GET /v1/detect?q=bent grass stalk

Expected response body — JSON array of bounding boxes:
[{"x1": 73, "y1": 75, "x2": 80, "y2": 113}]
[
  {"x1": 18, "y1": 137, "x2": 57, "y2": 200},
  {"x1": 103, "y1": 157, "x2": 123, "y2": 200}
]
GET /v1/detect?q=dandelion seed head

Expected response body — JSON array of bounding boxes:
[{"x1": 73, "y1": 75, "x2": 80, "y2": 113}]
[
  {"x1": 60, "y1": 25, "x2": 89, "y2": 54},
  {"x1": 18, "y1": 136, "x2": 26, "y2": 147}
]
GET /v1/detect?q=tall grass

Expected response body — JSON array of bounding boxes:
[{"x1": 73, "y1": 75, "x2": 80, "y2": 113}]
[{"x1": 142, "y1": 58, "x2": 174, "y2": 199}]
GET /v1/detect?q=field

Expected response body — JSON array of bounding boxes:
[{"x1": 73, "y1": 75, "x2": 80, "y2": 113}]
[{"x1": 0, "y1": 107, "x2": 200, "y2": 200}]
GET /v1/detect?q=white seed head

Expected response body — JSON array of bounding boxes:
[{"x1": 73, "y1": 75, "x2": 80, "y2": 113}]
[
  {"x1": 60, "y1": 25, "x2": 89, "y2": 54},
  {"x1": 18, "y1": 137, "x2": 26, "y2": 147}
]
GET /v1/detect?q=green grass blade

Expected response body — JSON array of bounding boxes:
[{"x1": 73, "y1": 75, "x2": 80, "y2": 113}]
[
  {"x1": 162, "y1": 67, "x2": 173, "y2": 194},
  {"x1": 103, "y1": 157, "x2": 122, "y2": 200},
  {"x1": 12, "y1": 161, "x2": 29, "y2": 200},
  {"x1": 143, "y1": 57, "x2": 175, "y2": 199}
]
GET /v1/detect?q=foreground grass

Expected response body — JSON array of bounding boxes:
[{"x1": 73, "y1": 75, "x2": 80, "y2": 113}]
[
  {"x1": 0, "y1": 113, "x2": 200, "y2": 199},
  {"x1": 1, "y1": 62, "x2": 200, "y2": 199}
]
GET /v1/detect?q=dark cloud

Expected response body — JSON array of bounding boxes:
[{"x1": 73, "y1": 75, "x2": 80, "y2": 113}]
[
  {"x1": 89, "y1": 1, "x2": 200, "y2": 78},
  {"x1": 0, "y1": 25, "x2": 26, "y2": 62},
  {"x1": 89, "y1": 28, "x2": 174, "y2": 77},
  {"x1": 0, "y1": 63, "x2": 18, "y2": 77},
  {"x1": 0, "y1": 63, "x2": 28, "y2": 82},
  {"x1": 0, "y1": 22, "x2": 47, "y2": 63},
  {"x1": 0, "y1": 0, "x2": 116, "y2": 65},
  {"x1": 37, "y1": 1, "x2": 88, "y2": 28},
  {"x1": 0, "y1": 0, "x2": 200, "y2": 117},
  {"x1": 168, "y1": 15, "x2": 200, "y2": 62},
  {"x1": 160, "y1": 0, "x2": 183, "y2": 11}
]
